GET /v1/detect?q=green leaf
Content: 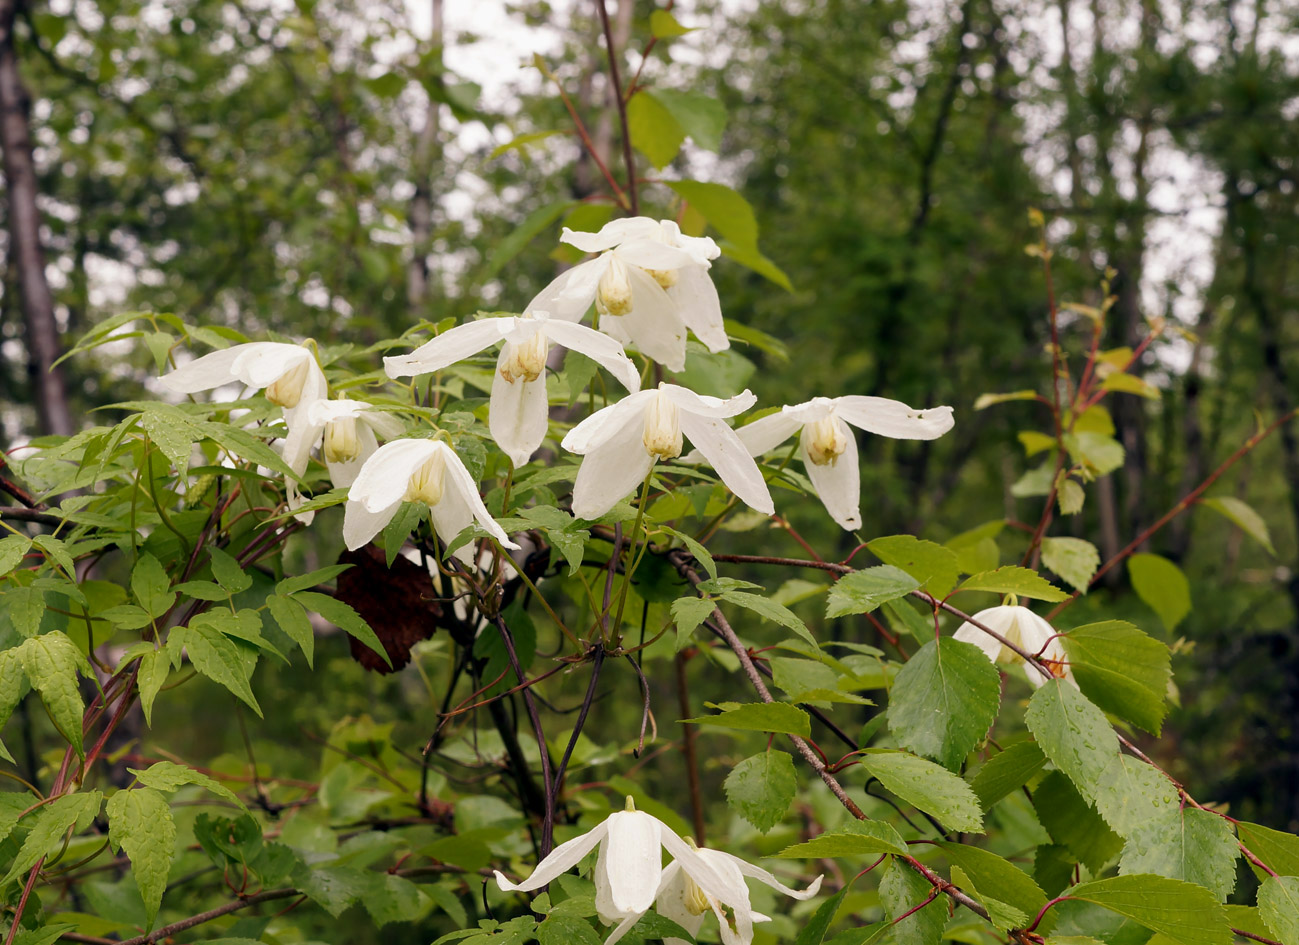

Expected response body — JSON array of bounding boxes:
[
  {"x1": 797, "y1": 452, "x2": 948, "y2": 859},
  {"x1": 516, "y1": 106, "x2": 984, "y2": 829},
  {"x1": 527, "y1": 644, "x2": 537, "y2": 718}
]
[
  {"x1": 860, "y1": 750, "x2": 984, "y2": 833},
  {"x1": 130, "y1": 760, "x2": 246, "y2": 809},
  {"x1": 361, "y1": 872, "x2": 432, "y2": 926},
  {"x1": 141, "y1": 407, "x2": 196, "y2": 474},
  {"x1": 2, "y1": 790, "x2": 103, "y2": 885},
  {"x1": 267, "y1": 594, "x2": 315, "y2": 667},
  {"x1": 683, "y1": 702, "x2": 811, "y2": 738},
  {"x1": 1119, "y1": 807, "x2": 1239, "y2": 900},
  {"x1": 825, "y1": 566, "x2": 919, "y2": 618},
  {"x1": 1127, "y1": 554, "x2": 1191, "y2": 632},
  {"x1": 723, "y1": 750, "x2": 797, "y2": 833},
  {"x1": 1058, "y1": 478, "x2": 1086, "y2": 515},
  {"x1": 719, "y1": 240, "x2": 793, "y2": 291},
  {"x1": 777, "y1": 819, "x2": 906, "y2": 859},
  {"x1": 1237, "y1": 821, "x2": 1299, "y2": 877},
  {"x1": 795, "y1": 886, "x2": 848, "y2": 945},
  {"x1": 665, "y1": 180, "x2": 759, "y2": 247},
  {"x1": 648, "y1": 90, "x2": 726, "y2": 152},
  {"x1": 1099, "y1": 372, "x2": 1161, "y2": 399},
  {"x1": 969, "y1": 741, "x2": 1046, "y2": 811},
  {"x1": 208, "y1": 546, "x2": 252, "y2": 594},
  {"x1": 650, "y1": 8, "x2": 694, "y2": 37},
  {"x1": 1258, "y1": 876, "x2": 1299, "y2": 945},
  {"x1": 173, "y1": 580, "x2": 228, "y2": 601},
  {"x1": 721, "y1": 590, "x2": 816, "y2": 648},
  {"x1": 627, "y1": 91, "x2": 685, "y2": 168},
  {"x1": 1064, "y1": 431, "x2": 1125, "y2": 477},
  {"x1": 538, "y1": 914, "x2": 602, "y2": 945},
  {"x1": 1025, "y1": 680, "x2": 1119, "y2": 802},
  {"x1": 8, "y1": 586, "x2": 47, "y2": 638},
  {"x1": 867, "y1": 536, "x2": 960, "y2": 598},
  {"x1": 480, "y1": 200, "x2": 577, "y2": 281},
  {"x1": 879, "y1": 858, "x2": 945, "y2": 945},
  {"x1": 1066, "y1": 874, "x2": 1229, "y2": 945},
  {"x1": 938, "y1": 842, "x2": 1046, "y2": 930},
  {"x1": 488, "y1": 129, "x2": 563, "y2": 161},
  {"x1": 131, "y1": 553, "x2": 174, "y2": 618},
  {"x1": 0, "y1": 649, "x2": 25, "y2": 762},
  {"x1": 294, "y1": 865, "x2": 369, "y2": 918},
  {"x1": 660, "y1": 526, "x2": 717, "y2": 580},
  {"x1": 106, "y1": 788, "x2": 176, "y2": 928},
  {"x1": 1033, "y1": 770, "x2": 1123, "y2": 874},
  {"x1": 1091, "y1": 754, "x2": 1178, "y2": 838},
  {"x1": 275, "y1": 564, "x2": 353, "y2": 597},
  {"x1": 1200, "y1": 497, "x2": 1275, "y2": 555},
  {"x1": 293, "y1": 590, "x2": 391, "y2": 668},
  {"x1": 1040, "y1": 537, "x2": 1100, "y2": 593},
  {"x1": 958, "y1": 566, "x2": 1069, "y2": 602},
  {"x1": 0, "y1": 534, "x2": 31, "y2": 576},
  {"x1": 19, "y1": 631, "x2": 91, "y2": 757},
  {"x1": 950, "y1": 863, "x2": 1027, "y2": 931},
  {"x1": 137, "y1": 649, "x2": 170, "y2": 726},
  {"x1": 31, "y1": 535, "x2": 73, "y2": 576},
  {"x1": 671, "y1": 597, "x2": 717, "y2": 650},
  {"x1": 170, "y1": 624, "x2": 262, "y2": 716},
  {"x1": 974, "y1": 390, "x2": 1041, "y2": 409},
  {"x1": 887, "y1": 638, "x2": 1001, "y2": 770},
  {"x1": 1061, "y1": 620, "x2": 1171, "y2": 734}
]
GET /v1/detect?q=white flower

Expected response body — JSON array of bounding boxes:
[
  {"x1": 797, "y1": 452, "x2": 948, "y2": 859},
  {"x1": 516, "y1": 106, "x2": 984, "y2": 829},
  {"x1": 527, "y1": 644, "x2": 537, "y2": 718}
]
[
  {"x1": 300, "y1": 399, "x2": 405, "y2": 489},
  {"x1": 525, "y1": 217, "x2": 724, "y2": 372},
  {"x1": 734, "y1": 395, "x2": 955, "y2": 530},
  {"x1": 656, "y1": 845, "x2": 822, "y2": 945},
  {"x1": 383, "y1": 312, "x2": 640, "y2": 467},
  {"x1": 494, "y1": 802, "x2": 807, "y2": 945},
  {"x1": 952, "y1": 604, "x2": 1074, "y2": 687},
  {"x1": 342, "y1": 438, "x2": 519, "y2": 562},
  {"x1": 561, "y1": 383, "x2": 773, "y2": 521}
]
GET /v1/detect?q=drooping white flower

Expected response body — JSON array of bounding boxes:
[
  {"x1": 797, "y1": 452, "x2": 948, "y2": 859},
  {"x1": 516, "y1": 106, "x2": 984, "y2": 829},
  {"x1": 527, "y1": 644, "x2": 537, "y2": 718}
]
[
  {"x1": 342, "y1": 438, "x2": 519, "y2": 562},
  {"x1": 524, "y1": 217, "x2": 723, "y2": 372},
  {"x1": 383, "y1": 312, "x2": 640, "y2": 467},
  {"x1": 734, "y1": 395, "x2": 955, "y2": 530},
  {"x1": 952, "y1": 604, "x2": 1074, "y2": 687},
  {"x1": 656, "y1": 845, "x2": 822, "y2": 945},
  {"x1": 299, "y1": 399, "x2": 405, "y2": 489},
  {"x1": 561, "y1": 383, "x2": 773, "y2": 521},
  {"x1": 493, "y1": 801, "x2": 768, "y2": 945}
]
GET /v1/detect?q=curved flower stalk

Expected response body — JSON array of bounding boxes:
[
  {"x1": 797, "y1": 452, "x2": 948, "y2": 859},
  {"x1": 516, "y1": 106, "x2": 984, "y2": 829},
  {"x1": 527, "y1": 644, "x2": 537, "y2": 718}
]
[
  {"x1": 561, "y1": 383, "x2": 773, "y2": 521},
  {"x1": 524, "y1": 217, "x2": 725, "y2": 371},
  {"x1": 342, "y1": 438, "x2": 519, "y2": 562},
  {"x1": 494, "y1": 801, "x2": 779, "y2": 945},
  {"x1": 383, "y1": 312, "x2": 641, "y2": 468},
  {"x1": 952, "y1": 604, "x2": 1074, "y2": 687},
  {"x1": 733, "y1": 395, "x2": 955, "y2": 530},
  {"x1": 656, "y1": 845, "x2": 823, "y2": 945}
]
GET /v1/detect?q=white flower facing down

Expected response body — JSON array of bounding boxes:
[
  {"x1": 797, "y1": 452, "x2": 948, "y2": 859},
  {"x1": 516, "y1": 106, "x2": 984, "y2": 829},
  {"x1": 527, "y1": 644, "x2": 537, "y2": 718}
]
[
  {"x1": 299, "y1": 399, "x2": 405, "y2": 489},
  {"x1": 952, "y1": 604, "x2": 1074, "y2": 688},
  {"x1": 383, "y1": 312, "x2": 640, "y2": 467},
  {"x1": 561, "y1": 384, "x2": 773, "y2": 522},
  {"x1": 342, "y1": 438, "x2": 520, "y2": 562},
  {"x1": 733, "y1": 396, "x2": 955, "y2": 530},
  {"x1": 525, "y1": 217, "x2": 725, "y2": 372}
]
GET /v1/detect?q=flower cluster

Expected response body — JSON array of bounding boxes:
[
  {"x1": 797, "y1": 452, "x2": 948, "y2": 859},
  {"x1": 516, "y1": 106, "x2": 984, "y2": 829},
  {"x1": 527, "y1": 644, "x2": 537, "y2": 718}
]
[{"x1": 158, "y1": 216, "x2": 957, "y2": 565}]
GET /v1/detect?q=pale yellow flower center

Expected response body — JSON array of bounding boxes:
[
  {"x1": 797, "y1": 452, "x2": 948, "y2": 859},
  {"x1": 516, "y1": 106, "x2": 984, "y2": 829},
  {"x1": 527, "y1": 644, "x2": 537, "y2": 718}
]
[
  {"x1": 499, "y1": 332, "x2": 548, "y2": 384},
  {"x1": 322, "y1": 416, "x2": 360, "y2": 464},
  {"x1": 805, "y1": 415, "x2": 848, "y2": 466},
  {"x1": 596, "y1": 257, "x2": 633, "y2": 316},
  {"x1": 405, "y1": 450, "x2": 446, "y2": 506},
  {"x1": 682, "y1": 873, "x2": 710, "y2": 916},
  {"x1": 642, "y1": 392, "x2": 683, "y2": 460},
  {"x1": 647, "y1": 268, "x2": 678, "y2": 289},
  {"x1": 265, "y1": 358, "x2": 311, "y2": 408}
]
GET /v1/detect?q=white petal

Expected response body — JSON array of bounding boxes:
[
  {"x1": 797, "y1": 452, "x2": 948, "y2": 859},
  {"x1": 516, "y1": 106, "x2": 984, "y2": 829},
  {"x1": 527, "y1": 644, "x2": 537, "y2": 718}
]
[
  {"x1": 544, "y1": 319, "x2": 642, "y2": 393},
  {"x1": 659, "y1": 220, "x2": 720, "y2": 263},
  {"x1": 280, "y1": 360, "x2": 329, "y2": 433},
  {"x1": 951, "y1": 606, "x2": 1020, "y2": 666},
  {"x1": 562, "y1": 389, "x2": 658, "y2": 455},
  {"x1": 799, "y1": 419, "x2": 861, "y2": 530},
  {"x1": 679, "y1": 413, "x2": 774, "y2": 515},
  {"x1": 348, "y1": 438, "x2": 439, "y2": 514},
  {"x1": 383, "y1": 318, "x2": 512, "y2": 378},
  {"x1": 493, "y1": 822, "x2": 609, "y2": 893},
  {"x1": 730, "y1": 857, "x2": 824, "y2": 900},
  {"x1": 601, "y1": 811, "x2": 662, "y2": 918},
  {"x1": 437, "y1": 441, "x2": 521, "y2": 553},
  {"x1": 669, "y1": 267, "x2": 728, "y2": 352},
  {"x1": 524, "y1": 258, "x2": 605, "y2": 322},
  {"x1": 613, "y1": 239, "x2": 696, "y2": 271},
  {"x1": 834, "y1": 396, "x2": 955, "y2": 440},
  {"x1": 230, "y1": 343, "x2": 312, "y2": 389},
  {"x1": 561, "y1": 218, "x2": 661, "y2": 253},
  {"x1": 342, "y1": 497, "x2": 402, "y2": 551},
  {"x1": 657, "y1": 827, "x2": 740, "y2": 911},
  {"x1": 781, "y1": 397, "x2": 837, "y2": 425},
  {"x1": 654, "y1": 861, "x2": 708, "y2": 945},
  {"x1": 327, "y1": 419, "x2": 379, "y2": 489},
  {"x1": 359, "y1": 409, "x2": 405, "y2": 441},
  {"x1": 570, "y1": 420, "x2": 655, "y2": 521},
  {"x1": 734, "y1": 412, "x2": 803, "y2": 457},
  {"x1": 620, "y1": 267, "x2": 688, "y2": 371},
  {"x1": 602, "y1": 913, "x2": 646, "y2": 945},
  {"x1": 158, "y1": 345, "x2": 248, "y2": 393},
  {"x1": 662, "y1": 384, "x2": 756, "y2": 419},
  {"x1": 490, "y1": 367, "x2": 549, "y2": 468}
]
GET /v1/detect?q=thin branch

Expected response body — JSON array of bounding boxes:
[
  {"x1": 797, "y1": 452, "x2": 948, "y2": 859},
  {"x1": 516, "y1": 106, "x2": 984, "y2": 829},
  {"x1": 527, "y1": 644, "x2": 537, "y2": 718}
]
[{"x1": 594, "y1": 0, "x2": 638, "y2": 215}]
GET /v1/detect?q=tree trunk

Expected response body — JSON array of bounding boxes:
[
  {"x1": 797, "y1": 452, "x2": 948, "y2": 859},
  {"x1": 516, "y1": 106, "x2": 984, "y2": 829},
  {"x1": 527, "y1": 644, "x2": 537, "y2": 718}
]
[{"x1": 0, "y1": 0, "x2": 72, "y2": 437}]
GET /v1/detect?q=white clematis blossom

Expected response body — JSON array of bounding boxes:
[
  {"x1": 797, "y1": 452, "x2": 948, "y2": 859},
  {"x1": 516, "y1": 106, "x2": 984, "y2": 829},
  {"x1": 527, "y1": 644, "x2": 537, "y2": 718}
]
[
  {"x1": 734, "y1": 395, "x2": 955, "y2": 530},
  {"x1": 524, "y1": 217, "x2": 725, "y2": 371},
  {"x1": 383, "y1": 312, "x2": 640, "y2": 467},
  {"x1": 952, "y1": 604, "x2": 1074, "y2": 687},
  {"x1": 342, "y1": 438, "x2": 520, "y2": 561},
  {"x1": 299, "y1": 399, "x2": 405, "y2": 489},
  {"x1": 561, "y1": 383, "x2": 774, "y2": 521}
]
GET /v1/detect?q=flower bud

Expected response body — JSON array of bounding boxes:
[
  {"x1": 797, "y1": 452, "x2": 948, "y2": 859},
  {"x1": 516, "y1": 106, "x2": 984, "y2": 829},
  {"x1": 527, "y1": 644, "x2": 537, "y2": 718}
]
[
  {"x1": 405, "y1": 448, "x2": 446, "y2": 506},
  {"x1": 323, "y1": 416, "x2": 360, "y2": 463},
  {"x1": 646, "y1": 268, "x2": 678, "y2": 289},
  {"x1": 804, "y1": 415, "x2": 848, "y2": 466},
  {"x1": 596, "y1": 257, "x2": 634, "y2": 316},
  {"x1": 499, "y1": 332, "x2": 549, "y2": 384},
  {"x1": 265, "y1": 357, "x2": 311, "y2": 408},
  {"x1": 642, "y1": 391, "x2": 683, "y2": 460}
]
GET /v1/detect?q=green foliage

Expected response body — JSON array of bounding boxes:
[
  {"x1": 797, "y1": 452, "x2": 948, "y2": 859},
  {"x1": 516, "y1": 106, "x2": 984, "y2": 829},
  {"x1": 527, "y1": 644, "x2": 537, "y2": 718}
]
[
  {"x1": 859, "y1": 750, "x2": 984, "y2": 833},
  {"x1": 887, "y1": 638, "x2": 1001, "y2": 770},
  {"x1": 724, "y1": 750, "x2": 797, "y2": 833},
  {"x1": 1065, "y1": 874, "x2": 1229, "y2": 945}
]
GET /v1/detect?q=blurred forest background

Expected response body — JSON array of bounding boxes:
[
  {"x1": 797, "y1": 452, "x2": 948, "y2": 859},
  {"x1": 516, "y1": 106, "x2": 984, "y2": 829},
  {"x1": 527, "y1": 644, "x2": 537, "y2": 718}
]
[{"x1": 1, "y1": 0, "x2": 1297, "y2": 864}]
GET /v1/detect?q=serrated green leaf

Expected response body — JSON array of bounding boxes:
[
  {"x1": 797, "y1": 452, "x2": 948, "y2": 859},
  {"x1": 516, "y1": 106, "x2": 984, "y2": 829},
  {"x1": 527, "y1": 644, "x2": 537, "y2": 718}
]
[
  {"x1": 795, "y1": 885, "x2": 848, "y2": 945},
  {"x1": 860, "y1": 750, "x2": 984, "y2": 833},
  {"x1": 141, "y1": 408, "x2": 196, "y2": 474},
  {"x1": 361, "y1": 871, "x2": 432, "y2": 926},
  {"x1": 1033, "y1": 770, "x2": 1123, "y2": 874},
  {"x1": 672, "y1": 597, "x2": 717, "y2": 650},
  {"x1": 20, "y1": 631, "x2": 90, "y2": 757},
  {"x1": 208, "y1": 546, "x2": 252, "y2": 594},
  {"x1": 1025, "y1": 680, "x2": 1119, "y2": 802},
  {"x1": 724, "y1": 750, "x2": 796, "y2": 833},
  {"x1": 31, "y1": 535, "x2": 73, "y2": 576},
  {"x1": 106, "y1": 788, "x2": 175, "y2": 928},
  {"x1": 274, "y1": 563, "x2": 352, "y2": 597},
  {"x1": 293, "y1": 591, "x2": 391, "y2": 668},
  {"x1": 2, "y1": 790, "x2": 103, "y2": 885},
  {"x1": 293, "y1": 865, "x2": 369, "y2": 918},
  {"x1": 137, "y1": 649, "x2": 170, "y2": 726},
  {"x1": 1091, "y1": 754, "x2": 1179, "y2": 838},
  {"x1": 538, "y1": 914, "x2": 602, "y2": 945},
  {"x1": 130, "y1": 760, "x2": 246, "y2": 809},
  {"x1": 777, "y1": 819, "x2": 906, "y2": 858},
  {"x1": 1127, "y1": 554, "x2": 1190, "y2": 632},
  {"x1": 0, "y1": 534, "x2": 31, "y2": 576},
  {"x1": 1238, "y1": 821, "x2": 1299, "y2": 877},
  {"x1": 1119, "y1": 807, "x2": 1239, "y2": 900},
  {"x1": 131, "y1": 553, "x2": 174, "y2": 618},
  {"x1": 826, "y1": 566, "x2": 919, "y2": 618},
  {"x1": 1066, "y1": 874, "x2": 1229, "y2": 945},
  {"x1": 267, "y1": 594, "x2": 315, "y2": 667},
  {"x1": 1058, "y1": 479, "x2": 1086, "y2": 515},
  {"x1": 1201, "y1": 497, "x2": 1275, "y2": 555},
  {"x1": 958, "y1": 566, "x2": 1069, "y2": 602},
  {"x1": 938, "y1": 841, "x2": 1047, "y2": 925},
  {"x1": 1041, "y1": 537, "x2": 1100, "y2": 593},
  {"x1": 8, "y1": 586, "x2": 46, "y2": 638},
  {"x1": 683, "y1": 702, "x2": 811, "y2": 738},
  {"x1": 970, "y1": 741, "x2": 1046, "y2": 811},
  {"x1": 648, "y1": 90, "x2": 726, "y2": 152},
  {"x1": 879, "y1": 858, "x2": 945, "y2": 945},
  {"x1": 868, "y1": 536, "x2": 960, "y2": 598},
  {"x1": 1258, "y1": 876, "x2": 1299, "y2": 945},
  {"x1": 951, "y1": 862, "x2": 1028, "y2": 931},
  {"x1": 170, "y1": 624, "x2": 262, "y2": 716},
  {"x1": 660, "y1": 526, "x2": 717, "y2": 580},
  {"x1": 721, "y1": 591, "x2": 816, "y2": 648},
  {"x1": 1061, "y1": 620, "x2": 1171, "y2": 734},
  {"x1": 173, "y1": 580, "x2": 228, "y2": 601},
  {"x1": 888, "y1": 638, "x2": 1001, "y2": 770}
]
